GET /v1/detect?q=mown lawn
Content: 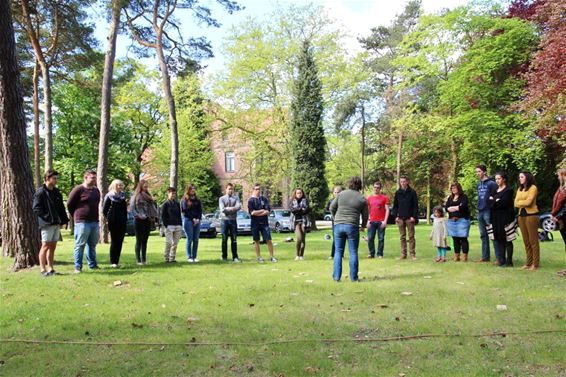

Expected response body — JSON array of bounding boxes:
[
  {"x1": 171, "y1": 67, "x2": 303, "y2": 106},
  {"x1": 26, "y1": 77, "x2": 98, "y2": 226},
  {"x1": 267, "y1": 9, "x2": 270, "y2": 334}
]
[{"x1": 1, "y1": 225, "x2": 565, "y2": 376}]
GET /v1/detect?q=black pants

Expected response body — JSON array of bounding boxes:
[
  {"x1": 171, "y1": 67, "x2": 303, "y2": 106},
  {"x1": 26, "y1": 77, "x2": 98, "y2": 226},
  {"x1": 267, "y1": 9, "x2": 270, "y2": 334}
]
[
  {"x1": 134, "y1": 219, "x2": 151, "y2": 263},
  {"x1": 108, "y1": 222, "x2": 126, "y2": 264},
  {"x1": 452, "y1": 237, "x2": 469, "y2": 254},
  {"x1": 494, "y1": 239, "x2": 514, "y2": 265},
  {"x1": 221, "y1": 220, "x2": 238, "y2": 260}
]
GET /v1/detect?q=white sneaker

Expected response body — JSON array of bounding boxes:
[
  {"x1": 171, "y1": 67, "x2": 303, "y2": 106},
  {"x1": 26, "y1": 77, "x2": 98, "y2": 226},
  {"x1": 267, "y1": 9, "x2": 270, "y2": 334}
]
[
  {"x1": 111, "y1": 264, "x2": 118, "y2": 268},
  {"x1": 257, "y1": 257, "x2": 265, "y2": 263},
  {"x1": 270, "y1": 257, "x2": 278, "y2": 263},
  {"x1": 193, "y1": 258, "x2": 200, "y2": 263},
  {"x1": 187, "y1": 258, "x2": 194, "y2": 263},
  {"x1": 73, "y1": 269, "x2": 81, "y2": 274},
  {"x1": 299, "y1": 256, "x2": 304, "y2": 260},
  {"x1": 136, "y1": 262, "x2": 143, "y2": 266},
  {"x1": 294, "y1": 256, "x2": 300, "y2": 261},
  {"x1": 233, "y1": 258, "x2": 242, "y2": 263}
]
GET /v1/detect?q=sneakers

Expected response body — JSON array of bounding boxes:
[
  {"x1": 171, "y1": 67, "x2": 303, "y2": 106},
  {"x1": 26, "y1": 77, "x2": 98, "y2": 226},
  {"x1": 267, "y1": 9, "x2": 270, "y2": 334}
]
[
  {"x1": 40, "y1": 271, "x2": 48, "y2": 277},
  {"x1": 137, "y1": 262, "x2": 144, "y2": 266},
  {"x1": 73, "y1": 269, "x2": 82, "y2": 274},
  {"x1": 233, "y1": 258, "x2": 242, "y2": 263},
  {"x1": 193, "y1": 258, "x2": 200, "y2": 263},
  {"x1": 257, "y1": 256, "x2": 265, "y2": 263},
  {"x1": 294, "y1": 256, "x2": 300, "y2": 261},
  {"x1": 377, "y1": 256, "x2": 384, "y2": 259},
  {"x1": 367, "y1": 255, "x2": 375, "y2": 259},
  {"x1": 111, "y1": 264, "x2": 119, "y2": 268},
  {"x1": 299, "y1": 256, "x2": 304, "y2": 260},
  {"x1": 187, "y1": 258, "x2": 194, "y2": 263},
  {"x1": 270, "y1": 257, "x2": 278, "y2": 263}
]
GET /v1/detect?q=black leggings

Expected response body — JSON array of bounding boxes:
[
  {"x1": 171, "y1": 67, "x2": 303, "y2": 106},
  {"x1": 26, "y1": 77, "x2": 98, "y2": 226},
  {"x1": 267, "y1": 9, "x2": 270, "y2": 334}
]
[
  {"x1": 134, "y1": 219, "x2": 151, "y2": 263},
  {"x1": 452, "y1": 237, "x2": 469, "y2": 254},
  {"x1": 494, "y1": 239, "x2": 514, "y2": 265},
  {"x1": 108, "y1": 222, "x2": 126, "y2": 264}
]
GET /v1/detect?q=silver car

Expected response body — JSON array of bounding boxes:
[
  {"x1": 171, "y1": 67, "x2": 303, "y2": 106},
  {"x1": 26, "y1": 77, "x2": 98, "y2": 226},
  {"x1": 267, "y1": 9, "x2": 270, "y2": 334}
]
[
  {"x1": 268, "y1": 209, "x2": 293, "y2": 233},
  {"x1": 212, "y1": 210, "x2": 252, "y2": 235}
]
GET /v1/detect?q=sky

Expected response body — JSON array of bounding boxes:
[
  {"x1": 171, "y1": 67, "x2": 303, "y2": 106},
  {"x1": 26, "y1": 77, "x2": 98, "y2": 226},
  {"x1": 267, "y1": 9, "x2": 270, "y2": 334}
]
[{"x1": 91, "y1": 0, "x2": 470, "y2": 75}]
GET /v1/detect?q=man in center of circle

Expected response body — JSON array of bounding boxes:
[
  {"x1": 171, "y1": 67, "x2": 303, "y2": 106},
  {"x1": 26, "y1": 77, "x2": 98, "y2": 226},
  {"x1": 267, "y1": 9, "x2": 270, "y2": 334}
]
[{"x1": 330, "y1": 176, "x2": 368, "y2": 282}]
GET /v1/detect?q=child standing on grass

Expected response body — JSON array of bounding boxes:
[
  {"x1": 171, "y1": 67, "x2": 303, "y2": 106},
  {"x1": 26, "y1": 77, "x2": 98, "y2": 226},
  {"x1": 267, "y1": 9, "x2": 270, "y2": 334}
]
[{"x1": 430, "y1": 206, "x2": 449, "y2": 262}]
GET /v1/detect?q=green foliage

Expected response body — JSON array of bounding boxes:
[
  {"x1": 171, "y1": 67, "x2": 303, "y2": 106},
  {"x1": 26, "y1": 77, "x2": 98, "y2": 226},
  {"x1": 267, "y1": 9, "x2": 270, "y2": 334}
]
[
  {"x1": 150, "y1": 74, "x2": 220, "y2": 211},
  {"x1": 290, "y1": 42, "x2": 328, "y2": 218}
]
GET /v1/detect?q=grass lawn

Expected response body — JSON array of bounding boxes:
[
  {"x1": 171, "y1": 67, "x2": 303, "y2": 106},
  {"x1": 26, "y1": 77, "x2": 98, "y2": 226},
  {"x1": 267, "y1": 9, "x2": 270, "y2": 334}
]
[{"x1": 1, "y1": 225, "x2": 565, "y2": 376}]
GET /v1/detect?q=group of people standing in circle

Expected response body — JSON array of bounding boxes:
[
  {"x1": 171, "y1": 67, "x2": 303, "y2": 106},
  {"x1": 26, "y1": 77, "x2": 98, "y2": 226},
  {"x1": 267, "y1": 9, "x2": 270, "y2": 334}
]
[
  {"x1": 326, "y1": 165, "x2": 566, "y2": 282},
  {"x1": 31, "y1": 165, "x2": 566, "y2": 279}
]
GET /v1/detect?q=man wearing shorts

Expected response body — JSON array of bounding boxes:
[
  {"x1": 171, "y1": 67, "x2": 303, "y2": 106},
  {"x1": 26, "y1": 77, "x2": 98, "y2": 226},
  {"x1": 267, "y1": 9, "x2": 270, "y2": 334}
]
[
  {"x1": 32, "y1": 170, "x2": 69, "y2": 276},
  {"x1": 248, "y1": 183, "x2": 277, "y2": 263}
]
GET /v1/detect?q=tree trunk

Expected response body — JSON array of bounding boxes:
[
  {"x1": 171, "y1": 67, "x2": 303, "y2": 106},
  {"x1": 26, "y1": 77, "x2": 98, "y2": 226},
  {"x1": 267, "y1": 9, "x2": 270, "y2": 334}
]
[
  {"x1": 360, "y1": 105, "x2": 366, "y2": 189},
  {"x1": 156, "y1": 40, "x2": 178, "y2": 189},
  {"x1": 448, "y1": 139, "x2": 458, "y2": 191},
  {"x1": 426, "y1": 172, "x2": 431, "y2": 225},
  {"x1": 0, "y1": 1, "x2": 40, "y2": 269},
  {"x1": 97, "y1": 0, "x2": 121, "y2": 244},
  {"x1": 396, "y1": 128, "x2": 403, "y2": 185},
  {"x1": 21, "y1": 0, "x2": 53, "y2": 172},
  {"x1": 40, "y1": 63, "x2": 53, "y2": 172},
  {"x1": 32, "y1": 60, "x2": 41, "y2": 187}
]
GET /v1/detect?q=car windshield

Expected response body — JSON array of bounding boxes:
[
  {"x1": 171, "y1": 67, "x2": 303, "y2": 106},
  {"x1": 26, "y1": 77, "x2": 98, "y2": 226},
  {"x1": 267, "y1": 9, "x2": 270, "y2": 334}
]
[
  {"x1": 237, "y1": 211, "x2": 250, "y2": 219},
  {"x1": 276, "y1": 210, "x2": 291, "y2": 217}
]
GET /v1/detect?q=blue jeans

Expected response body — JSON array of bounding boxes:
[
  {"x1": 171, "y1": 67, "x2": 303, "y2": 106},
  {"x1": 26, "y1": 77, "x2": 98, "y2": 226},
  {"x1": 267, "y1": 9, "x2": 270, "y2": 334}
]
[
  {"x1": 477, "y1": 210, "x2": 492, "y2": 260},
  {"x1": 73, "y1": 222, "x2": 99, "y2": 270},
  {"x1": 183, "y1": 218, "x2": 201, "y2": 259},
  {"x1": 221, "y1": 219, "x2": 238, "y2": 260},
  {"x1": 333, "y1": 223, "x2": 360, "y2": 282},
  {"x1": 367, "y1": 221, "x2": 386, "y2": 257}
]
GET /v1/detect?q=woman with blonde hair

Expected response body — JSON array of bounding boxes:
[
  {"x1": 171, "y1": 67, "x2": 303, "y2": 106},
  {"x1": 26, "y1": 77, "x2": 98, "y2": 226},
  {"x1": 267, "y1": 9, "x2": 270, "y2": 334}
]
[
  {"x1": 103, "y1": 179, "x2": 128, "y2": 267},
  {"x1": 551, "y1": 168, "x2": 566, "y2": 276},
  {"x1": 130, "y1": 180, "x2": 158, "y2": 265}
]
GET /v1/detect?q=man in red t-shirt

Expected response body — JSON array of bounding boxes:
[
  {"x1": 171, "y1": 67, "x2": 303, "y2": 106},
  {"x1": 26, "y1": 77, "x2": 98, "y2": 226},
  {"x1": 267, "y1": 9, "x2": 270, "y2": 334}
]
[{"x1": 367, "y1": 181, "x2": 390, "y2": 258}]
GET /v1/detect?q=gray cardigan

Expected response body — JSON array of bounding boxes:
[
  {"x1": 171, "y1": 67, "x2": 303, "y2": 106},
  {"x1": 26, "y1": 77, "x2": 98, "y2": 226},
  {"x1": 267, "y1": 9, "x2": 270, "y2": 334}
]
[
  {"x1": 330, "y1": 189, "x2": 368, "y2": 228},
  {"x1": 219, "y1": 194, "x2": 241, "y2": 220}
]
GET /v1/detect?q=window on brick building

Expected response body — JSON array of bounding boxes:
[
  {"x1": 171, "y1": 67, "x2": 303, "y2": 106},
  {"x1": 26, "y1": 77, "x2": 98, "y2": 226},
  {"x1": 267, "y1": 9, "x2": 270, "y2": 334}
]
[{"x1": 225, "y1": 152, "x2": 235, "y2": 172}]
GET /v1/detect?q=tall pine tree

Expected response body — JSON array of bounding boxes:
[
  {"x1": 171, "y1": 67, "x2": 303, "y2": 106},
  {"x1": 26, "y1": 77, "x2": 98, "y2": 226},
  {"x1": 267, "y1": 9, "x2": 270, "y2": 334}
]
[{"x1": 290, "y1": 41, "x2": 328, "y2": 224}]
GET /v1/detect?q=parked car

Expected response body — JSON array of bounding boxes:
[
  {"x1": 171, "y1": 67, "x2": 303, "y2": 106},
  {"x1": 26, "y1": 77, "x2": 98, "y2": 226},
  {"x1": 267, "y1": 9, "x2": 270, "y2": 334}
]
[
  {"x1": 539, "y1": 212, "x2": 558, "y2": 232},
  {"x1": 323, "y1": 211, "x2": 332, "y2": 221},
  {"x1": 126, "y1": 212, "x2": 156, "y2": 236},
  {"x1": 159, "y1": 216, "x2": 217, "y2": 238},
  {"x1": 269, "y1": 209, "x2": 293, "y2": 232},
  {"x1": 211, "y1": 210, "x2": 252, "y2": 235},
  {"x1": 203, "y1": 213, "x2": 215, "y2": 221}
]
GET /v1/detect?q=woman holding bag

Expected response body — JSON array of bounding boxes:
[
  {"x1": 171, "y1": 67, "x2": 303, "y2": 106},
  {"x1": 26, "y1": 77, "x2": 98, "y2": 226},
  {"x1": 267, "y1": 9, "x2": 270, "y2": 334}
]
[
  {"x1": 445, "y1": 182, "x2": 471, "y2": 262},
  {"x1": 488, "y1": 172, "x2": 516, "y2": 267}
]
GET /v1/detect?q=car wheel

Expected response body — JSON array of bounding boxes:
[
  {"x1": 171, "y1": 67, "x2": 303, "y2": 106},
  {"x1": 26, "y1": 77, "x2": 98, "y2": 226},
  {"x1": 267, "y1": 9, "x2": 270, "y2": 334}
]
[
  {"x1": 541, "y1": 217, "x2": 557, "y2": 232},
  {"x1": 275, "y1": 223, "x2": 281, "y2": 233}
]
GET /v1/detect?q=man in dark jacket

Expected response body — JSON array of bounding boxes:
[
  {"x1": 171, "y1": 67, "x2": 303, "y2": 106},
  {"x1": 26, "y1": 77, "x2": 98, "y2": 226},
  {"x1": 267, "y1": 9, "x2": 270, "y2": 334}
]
[
  {"x1": 161, "y1": 187, "x2": 183, "y2": 263},
  {"x1": 476, "y1": 164, "x2": 498, "y2": 262},
  {"x1": 32, "y1": 170, "x2": 69, "y2": 276},
  {"x1": 393, "y1": 176, "x2": 419, "y2": 259}
]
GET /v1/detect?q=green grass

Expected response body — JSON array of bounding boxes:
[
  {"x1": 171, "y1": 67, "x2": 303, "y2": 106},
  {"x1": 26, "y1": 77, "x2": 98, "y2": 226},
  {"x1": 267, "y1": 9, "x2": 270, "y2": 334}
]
[{"x1": 1, "y1": 225, "x2": 565, "y2": 376}]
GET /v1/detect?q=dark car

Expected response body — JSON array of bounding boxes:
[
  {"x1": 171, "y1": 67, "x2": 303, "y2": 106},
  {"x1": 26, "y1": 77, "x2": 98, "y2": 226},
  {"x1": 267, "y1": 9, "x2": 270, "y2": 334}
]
[
  {"x1": 126, "y1": 212, "x2": 156, "y2": 236},
  {"x1": 158, "y1": 216, "x2": 217, "y2": 238}
]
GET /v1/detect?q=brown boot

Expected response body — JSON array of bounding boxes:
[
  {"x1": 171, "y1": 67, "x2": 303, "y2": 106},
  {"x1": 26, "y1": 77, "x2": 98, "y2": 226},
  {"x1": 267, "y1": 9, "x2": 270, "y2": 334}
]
[
  {"x1": 454, "y1": 253, "x2": 460, "y2": 262},
  {"x1": 463, "y1": 253, "x2": 468, "y2": 262}
]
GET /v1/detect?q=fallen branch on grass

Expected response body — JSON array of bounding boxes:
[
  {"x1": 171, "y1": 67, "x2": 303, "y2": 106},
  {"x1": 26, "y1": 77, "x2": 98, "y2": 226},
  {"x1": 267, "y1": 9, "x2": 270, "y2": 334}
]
[{"x1": 1, "y1": 329, "x2": 564, "y2": 347}]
